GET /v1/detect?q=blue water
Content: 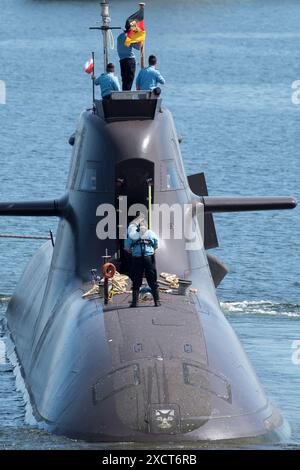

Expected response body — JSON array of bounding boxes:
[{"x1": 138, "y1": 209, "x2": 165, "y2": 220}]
[{"x1": 0, "y1": 0, "x2": 299, "y2": 449}]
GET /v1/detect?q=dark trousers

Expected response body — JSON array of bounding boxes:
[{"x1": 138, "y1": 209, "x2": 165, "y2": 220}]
[
  {"x1": 120, "y1": 58, "x2": 136, "y2": 91},
  {"x1": 130, "y1": 255, "x2": 158, "y2": 291}
]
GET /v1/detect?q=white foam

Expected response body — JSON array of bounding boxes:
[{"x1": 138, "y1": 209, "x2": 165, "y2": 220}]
[
  {"x1": 221, "y1": 300, "x2": 300, "y2": 318},
  {"x1": 5, "y1": 334, "x2": 37, "y2": 426},
  {"x1": 0, "y1": 339, "x2": 6, "y2": 364}
]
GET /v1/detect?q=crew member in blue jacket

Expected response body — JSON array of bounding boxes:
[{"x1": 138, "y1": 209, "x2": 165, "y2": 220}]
[
  {"x1": 136, "y1": 55, "x2": 165, "y2": 96},
  {"x1": 94, "y1": 63, "x2": 120, "y2": 99},
  {"x1": 125, "y1": 214, "x2": 160, "y2": 308},
  {"x1": 117, "y1": 30, "x2": 140, "y2": 91}
]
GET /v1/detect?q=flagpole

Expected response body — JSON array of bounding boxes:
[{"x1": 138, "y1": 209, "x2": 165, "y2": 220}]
[
  {"x1": 92, "y1": 51, "x2": 95, "y2": 111},
  {"x1": 139, "y1": 2, "x2": 145, "y2": 69}
]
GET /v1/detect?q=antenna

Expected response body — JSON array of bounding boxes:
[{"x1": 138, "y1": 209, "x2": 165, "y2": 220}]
[{"x1": 89, "y1": 1, "x2": 121, "y2": 72}]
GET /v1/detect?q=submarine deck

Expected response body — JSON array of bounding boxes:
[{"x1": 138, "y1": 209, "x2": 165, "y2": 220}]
[
  {"x1": 103, "y1": 290, "x2": 197, "y2": 313},
  {"x1": 100, "y1": 289, "x2": 209, "y2": 385}
]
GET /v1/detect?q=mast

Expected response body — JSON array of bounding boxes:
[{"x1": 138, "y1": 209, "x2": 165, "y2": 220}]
[
  {"x1": 90, "y1": 1, "x2": 121, "y2": 73},
  {"x1": 100, "y1": 1, "x2": 110, "y2": 71}
]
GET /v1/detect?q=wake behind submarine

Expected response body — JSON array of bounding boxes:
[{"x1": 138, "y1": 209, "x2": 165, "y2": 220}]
[{"x1": 1, "y1": 2, "x2": 297, "y2": 442}]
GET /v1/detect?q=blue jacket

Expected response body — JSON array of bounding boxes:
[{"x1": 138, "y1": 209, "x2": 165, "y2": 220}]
[
  {"x1": 125, "y1": 228, "x2": 158, "y2": 257},
  {"x1": 95, "y1": 72, "x2": 120, "y2": 97},
  {"x1": 117, "y1": 32, "x2": 140, "y2": 60},
  {"x1": 136, "y1": 66, "x2": 165, "y2": 91}
]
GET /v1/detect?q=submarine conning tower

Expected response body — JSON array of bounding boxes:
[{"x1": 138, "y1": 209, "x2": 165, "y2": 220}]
[
  {"x1": 63, "y1": 91, "x2": 296, "y2": 283},
  {"x1": 63, "y1": 92, "x2": 197, "y2": 281}
]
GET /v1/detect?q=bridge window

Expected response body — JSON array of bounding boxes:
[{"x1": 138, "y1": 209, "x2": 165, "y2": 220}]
[
  {"x1": 160, "y1": 160, "x2": 184, "y2": 191},
  {"x1": 81, "y1": 167, "x2": 97, "y2": 191},
  {"x1": 79, "y1": 161, "x2": 111, "y2": 192}
]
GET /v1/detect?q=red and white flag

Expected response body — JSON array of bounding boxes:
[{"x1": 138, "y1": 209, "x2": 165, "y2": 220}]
[{"x1": 84, "y1": 57, "x2": 94, "y2": 74}]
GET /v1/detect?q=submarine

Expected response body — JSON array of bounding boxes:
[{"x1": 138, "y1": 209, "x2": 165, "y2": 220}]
[{"x1": 1, "y1": 2, "x2": 297, "y2": 442}]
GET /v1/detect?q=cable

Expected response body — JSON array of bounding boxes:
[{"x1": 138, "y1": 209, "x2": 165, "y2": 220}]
[{"x1": 0, "y1": 234, "x2": 51, "y2": 240}]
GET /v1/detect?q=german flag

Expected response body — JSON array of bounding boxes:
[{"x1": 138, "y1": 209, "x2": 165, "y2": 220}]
[{"x1": 124, "y1": 8, "x2": 146, "y2": 47}]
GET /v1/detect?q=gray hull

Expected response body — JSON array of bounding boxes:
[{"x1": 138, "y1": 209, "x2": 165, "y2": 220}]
[
  {"x1": 6, "y1": 241, "x2": 286, "y2": 442},
  {"x1": 5, "y1": 100, "x2": 293, "y2": 442}
]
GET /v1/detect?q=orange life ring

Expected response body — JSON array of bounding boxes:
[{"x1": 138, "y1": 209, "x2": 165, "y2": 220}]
[{"x1": 102, "y1": 262, "x2": 116, "y2": 279}]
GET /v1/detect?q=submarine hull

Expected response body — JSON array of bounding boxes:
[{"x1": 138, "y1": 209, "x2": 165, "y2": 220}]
[
  {"x1": 4, "y1": 99, "x2": 294, "y2": 443},
  {"x1": 6, "y1": 242, "x2": 287, "y2": 442}
]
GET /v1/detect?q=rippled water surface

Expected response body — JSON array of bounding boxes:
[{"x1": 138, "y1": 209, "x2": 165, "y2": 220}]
[{"x1": 0, "y1": 0, "x2": 299, "y2": 449}]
